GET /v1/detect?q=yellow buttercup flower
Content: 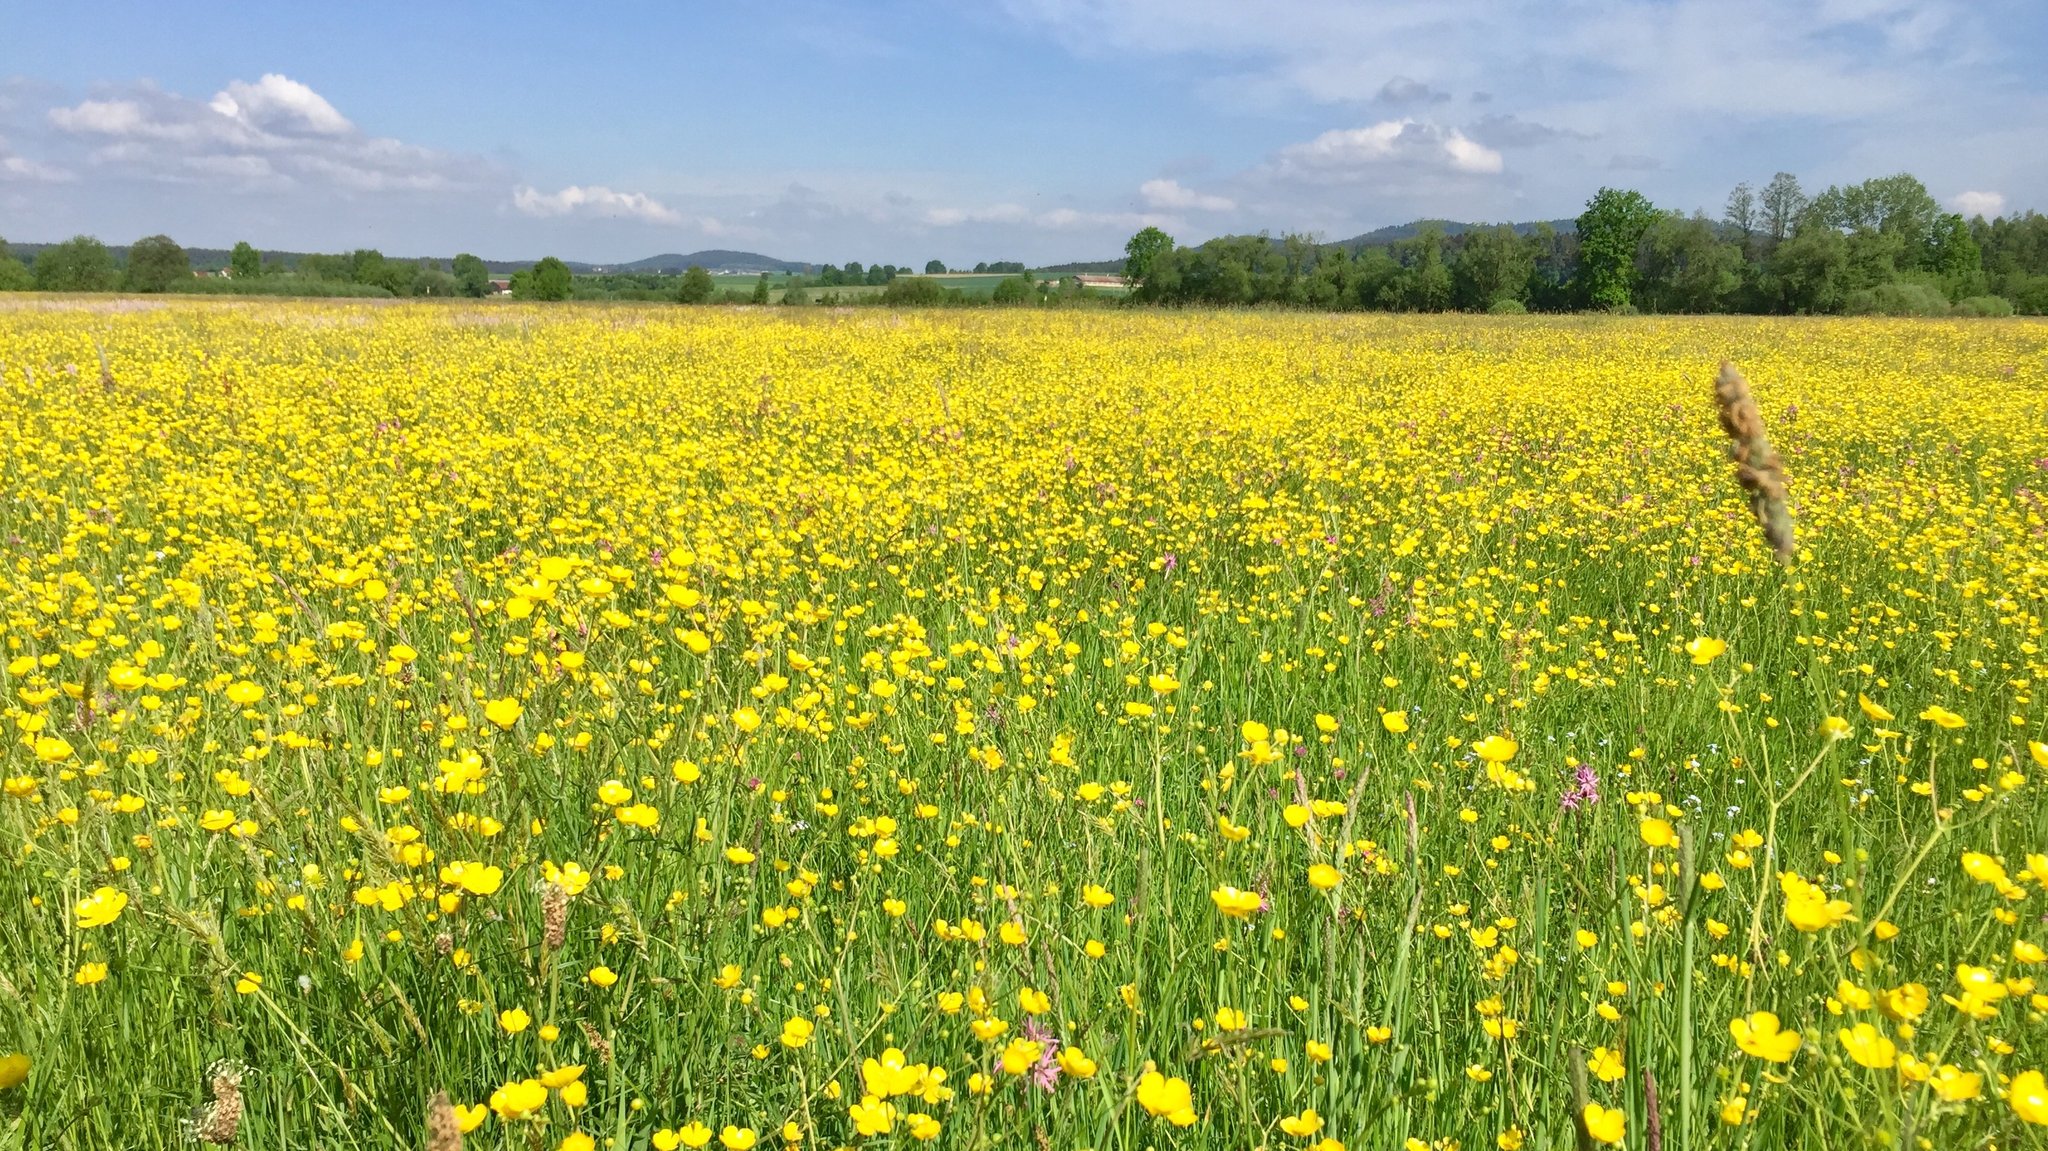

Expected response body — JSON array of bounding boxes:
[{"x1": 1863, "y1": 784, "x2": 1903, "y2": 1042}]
[
  {"x1": 1685, "y1": 636, "x2": 1727, "y2": 665},
  {"x1": 1472, "y1": 735, "x2": 1517, "y2": 763},
  {"x1": 1837, "y1": 1022, "x2": 1897, "y2": 1069},
  {"x1": 1919, "y1": 704, "x2": 1966, "y2": 729},
  {"x1": 1581, "y1": 1103, "x2": 1626, "y2": 1145},
  {"x1": 1136, "y1": 1070, "x2": 1196, "y2": 1126},
  {"x1": 1729, "y1": 1011, "x2": 1801, "y2": 1062},
  {"x1": 1211, "y1": 885, "x2": 1263, "y2": 917},
  {"x1": 2011, "y1": 1070, "x2": 2048, "y2": 1125},
  {"x1": 75, "y1": 886, "x2": 129, "y2": 929},
  {"x1": 483, "y1": 697, "x2": 523, "y2": 729}
]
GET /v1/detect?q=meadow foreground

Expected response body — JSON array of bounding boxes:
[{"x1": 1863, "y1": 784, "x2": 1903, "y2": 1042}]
[{"x1": 2, "y1": 301, "x2": 2047, "y2": 1150}]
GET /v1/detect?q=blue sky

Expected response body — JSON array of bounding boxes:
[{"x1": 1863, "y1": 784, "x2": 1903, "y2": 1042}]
[{"x1": 3, "y1": 0, "x2": 2043, "y2": 265}]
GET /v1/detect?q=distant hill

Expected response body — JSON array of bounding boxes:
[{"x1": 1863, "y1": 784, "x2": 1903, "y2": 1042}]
[
  {"x1": 1041, "y1": 218, "x2": 1577, "y2": 272},
  {"x1": 2, "y1": 241, "x2": 809, "y2": 277},
  {"x1": 2, "y1": 241, "x2": 586, "y2": 275},
  {"x1": 1040, "y1": 259, "x2": 1126, "y2": 274},
  {"x1": 604, "y1": 251, "x2": 810, "y2": 274},
  {"x1": 1328, "y1": 218, "x2": 1576, "y2": 251}
]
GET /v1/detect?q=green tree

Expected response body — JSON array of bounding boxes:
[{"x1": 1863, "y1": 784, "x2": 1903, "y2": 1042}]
[
  {"x1": 0, "y1": 237, "x2": 30, "y2": 291},
  {"x1": 1574, "y1": 188, "x2": 1659, "y2": 309},
  {"x1": 1303, "y1": 247, "x2": 1353, "y2": 309},
  {"x1": 1764, "y1": 224, "x2": 1850, "y2": 313},
  {"x1": 377, "y1": 261, "x2": 419, "y2": 296},
  {"x1": 1808, "y1": 174, "x2": 1940, "y2": 261},
  {"x1": 751, "y1": 274, "x2": 771, "y2": 304},
  {"x1": 1760, "y1": 172, "x2": 1807, "y2": 247},
  {"x1": 1122, "y1": 226, "x2": 1176, "y2": 299},
  {"x1": 412, "y1": 267, "x2": 459, "y2": 296},
  {"x1": 676, "y1": 265, "x2": 716, "y2": 304},
  {"x1": 1521, "y1": 223, "x2": 1578, "y2": 312},
  {"x1": 0, "y1": 241, "x2": 28, "y2": 291},
  {"x1": 32, "y1": 235, "x2": 120, "y2": 292},
  {"x1": 124, "y1": 234, "x2": 189, "y2": 292},
  {"x1": 1926, "y1": 213, "x2": 1983, "y2": 298},
  {"x1": 451, "y1": 253, "x2": 490, "y2": 298},
  {"x1": 924, "y1": 259, "x2": 946, "y2": 274},
  {"x1": 514, "y1": 256, "x2": 573, "y2": 301},
  {"x1": 350, "y1": 249, "x2": 388, "y2": 285},
  {"x1": 1451, "y1": 225, "x2": 1534, "y2": 310},
  {"x1": 780, "y1": 276, "x2": 807, "y2": 306},
  {"x1": 1386, "y1": 226, "x2": 1452, "y2": 311},
  {"x1": 230, "y1": 241, "x2": 262, "y2": 279},
  {"x1": 1633, "y1": 212, "x2": 1741, "y2": 313},
  {"x1": 299, "y1": 253, "x2": 354, "y2": 281},
  {"x1": 1723, "y1": 182, "x2": 1758, "y2": 257}
]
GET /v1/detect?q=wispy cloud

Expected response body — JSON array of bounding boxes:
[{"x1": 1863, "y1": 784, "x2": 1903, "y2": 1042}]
[
  {"x1": 512, "y1": 184, "x2": 683, "y2": 224},
  {"x1": 1138, "y1": 178, "x2": 1235, "y2": 211},
  {"x1": 0, "y1": 132, "x2": 71, "y2": 182},
  {"x1": 923, "y1": 202, "x2": 1170, "y2": 230}
]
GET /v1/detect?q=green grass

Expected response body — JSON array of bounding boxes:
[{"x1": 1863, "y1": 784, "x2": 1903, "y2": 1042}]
[{"x1": 1, "y1": 304, "x2": 2045, "y2": 1150}]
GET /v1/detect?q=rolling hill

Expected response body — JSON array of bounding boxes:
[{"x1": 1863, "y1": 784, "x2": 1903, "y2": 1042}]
[{"x1": 603, "y1": 250, "x2": 810, "y2": 274}]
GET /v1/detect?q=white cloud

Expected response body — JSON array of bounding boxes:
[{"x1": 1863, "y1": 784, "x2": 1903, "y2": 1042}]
[
  {"x1": 46, "y1": 74, "x2": 488, "y2": 193},
  {"x1": 0, "y1": 134, "x2": 70, "y2": 182},
  {"x1": 512, "y1": 184, "x2": 683, "y2": 224},
  {"x1": 1949, "y1": 190, "x2": 2004, "y2": 217},
  {"x1": 1438, "y1": 129, "x2": 1503, "y2": 174},
  {"x1": 48, "y1": 99, "x2": 152, "y2": 137},
  {"x1": 208, "y1": 74, "x2": 354, "y2": 136},
  {"x1": 924, "y1": 202, "x2": 1169, "y2": 231},
  {"x1": 1005, "y1": 0, "x2": 2046, "y2": 226},
  {"x1": 1, "y1": 154, "x2": 71, "y2": 182},
  {"x1": 1139, "y1": 178, "x2": 1235, "y2": 211},
  {"x1": 1274, "y1": 120, "x2": 1502, "y2": 178}
]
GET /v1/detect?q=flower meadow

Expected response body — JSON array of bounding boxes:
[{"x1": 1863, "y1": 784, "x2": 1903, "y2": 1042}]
[{"x1": 2, "y1": 301, "x2": 2047, "y2": 1151}]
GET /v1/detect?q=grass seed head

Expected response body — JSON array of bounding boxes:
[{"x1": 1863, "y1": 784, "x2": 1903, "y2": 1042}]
[{"x1": 1714, "y1": 360, "x2": 1795, "y2": 562}]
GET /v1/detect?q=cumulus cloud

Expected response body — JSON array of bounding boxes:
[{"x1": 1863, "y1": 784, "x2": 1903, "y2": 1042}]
[
  {"x1": 46, "y1": 74, "x2": 488, "y2": 192},
  {"x1": 1949, "y1": 190, "x2": 2005, "y2": 217},
  {"x1": 208, "y1": 74, "x2": 354, "y2": 136},
  {"x1": 1138, "y1": 178, "x2": 1235, "y2": 211},
  {"x1": 1274, "y1": 120, "x2": 1503, "y2": 178},
  {"x1": 512, "y1": 184, "x2": 684, "y2": 224}
]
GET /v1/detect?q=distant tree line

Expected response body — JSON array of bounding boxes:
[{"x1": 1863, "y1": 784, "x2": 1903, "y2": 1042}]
[
  {"x1": 1125, "y1": 171, "x2": 2043, "y2": 316},
  {"x1": 0, "y1": 233, "x2": 500, "y2": 298},
  {"x1": 13, "y1": 169, "x2": 2034, "y2": 315}
]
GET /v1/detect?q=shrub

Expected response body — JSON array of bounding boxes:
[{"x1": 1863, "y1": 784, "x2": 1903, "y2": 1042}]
[
  {"x1": 1950, "y1": 295, "x2": 2015, "y2": 318},
  {"x1": 1485, "y1": 298, "x2": 1527, "y2": 315},
  {"x1": 1843, "y1": 281, "x2": 1950, "y2": 317},
  {"x1": 166, "y1": 277, "x2": 395, "y2": 298},
  {"x1": 882, "y1": 277, "x2": 946, "y2": 307},
  {"x1": 991, "y1": 275, "x2": 1034, "y2": 306}
]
